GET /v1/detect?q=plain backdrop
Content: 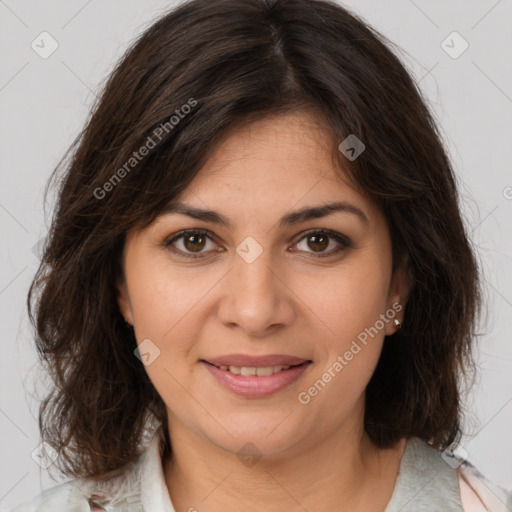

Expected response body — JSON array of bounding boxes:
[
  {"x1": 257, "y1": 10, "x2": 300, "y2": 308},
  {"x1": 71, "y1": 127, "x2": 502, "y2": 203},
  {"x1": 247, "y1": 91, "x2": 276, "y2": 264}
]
[{"x1": 1, "y1": 0, "x2": 511, "y2": 509}]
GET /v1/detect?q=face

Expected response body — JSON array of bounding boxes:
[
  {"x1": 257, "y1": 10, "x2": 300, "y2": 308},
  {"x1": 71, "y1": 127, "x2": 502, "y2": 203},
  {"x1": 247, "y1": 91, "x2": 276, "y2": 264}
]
[{"x1": 117, "y1": 111, "x2": 408, "y2": 459}]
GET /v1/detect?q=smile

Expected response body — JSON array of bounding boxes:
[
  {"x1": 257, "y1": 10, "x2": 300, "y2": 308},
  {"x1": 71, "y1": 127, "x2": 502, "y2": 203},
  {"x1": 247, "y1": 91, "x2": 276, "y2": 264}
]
[
  {"x1": 210, "y1": 362, "x2": 295, "y2": 376},
  {"x1": 200, "y1": 360, "x2": 312, "y2": 398}
]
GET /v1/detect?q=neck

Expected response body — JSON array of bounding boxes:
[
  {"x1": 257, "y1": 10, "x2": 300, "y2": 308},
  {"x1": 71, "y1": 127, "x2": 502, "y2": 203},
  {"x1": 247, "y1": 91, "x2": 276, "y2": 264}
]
[{"x1": 162, "y1": 409, "x2": 406, "y2": 512}]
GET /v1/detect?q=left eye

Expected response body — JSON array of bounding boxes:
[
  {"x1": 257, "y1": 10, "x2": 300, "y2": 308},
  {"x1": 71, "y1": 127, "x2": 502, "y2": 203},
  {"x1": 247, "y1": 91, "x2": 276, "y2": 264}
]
[
  {"x1": 164, "y1": 229, "x2": 351, "y2": 259},
  {"x1": 293, "y1": 229, "x2": 351, "y2": 256}
]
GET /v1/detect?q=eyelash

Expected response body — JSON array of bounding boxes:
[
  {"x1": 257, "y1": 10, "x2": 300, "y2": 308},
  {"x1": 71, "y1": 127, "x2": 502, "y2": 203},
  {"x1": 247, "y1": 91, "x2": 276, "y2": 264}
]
[{"x1": 163, "y1": 228, "x2": 352, "y2": 259}]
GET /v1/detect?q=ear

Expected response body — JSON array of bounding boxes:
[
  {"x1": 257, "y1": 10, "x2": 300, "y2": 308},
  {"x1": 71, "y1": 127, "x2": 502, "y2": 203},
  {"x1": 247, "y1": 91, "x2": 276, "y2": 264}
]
[
  {"x1": 384, "y1": 255, "x2": 411, "y2": 336},
  {"x1": 116, "y1": 273, "x2": 134, "y2": 325}
]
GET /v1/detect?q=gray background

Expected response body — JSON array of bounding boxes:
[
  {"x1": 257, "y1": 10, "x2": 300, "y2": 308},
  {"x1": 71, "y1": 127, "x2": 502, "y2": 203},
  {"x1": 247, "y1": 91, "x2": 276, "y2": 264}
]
[{"x1": 1, "y1": 0, "x2": 511, "y2": 509}]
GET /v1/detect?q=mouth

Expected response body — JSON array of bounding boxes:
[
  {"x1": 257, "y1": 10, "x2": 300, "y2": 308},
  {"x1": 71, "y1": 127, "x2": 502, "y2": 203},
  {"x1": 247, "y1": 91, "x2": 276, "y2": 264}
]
[
  {"x1": 199, "y1": 359, "x2": 313, "y2": 398},
  {"x1": 200, "y1": 360, "x2": 312, "y2": 377}
]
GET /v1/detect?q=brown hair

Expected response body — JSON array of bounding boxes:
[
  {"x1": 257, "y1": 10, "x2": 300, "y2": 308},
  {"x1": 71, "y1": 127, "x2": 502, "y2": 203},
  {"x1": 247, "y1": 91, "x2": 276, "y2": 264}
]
[{"x1": 28, "y1": 0, "x2": 482, "y2": 479}]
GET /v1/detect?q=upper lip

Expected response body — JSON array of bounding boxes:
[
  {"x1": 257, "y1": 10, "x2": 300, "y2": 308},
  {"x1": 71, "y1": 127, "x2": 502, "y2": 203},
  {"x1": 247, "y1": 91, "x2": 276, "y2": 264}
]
[{"x1": 202, "y1": 354, "x2": 311, "y2": 367}]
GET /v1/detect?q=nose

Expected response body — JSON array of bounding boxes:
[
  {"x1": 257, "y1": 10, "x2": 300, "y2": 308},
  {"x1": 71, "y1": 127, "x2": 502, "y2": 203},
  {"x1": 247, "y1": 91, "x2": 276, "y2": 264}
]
[{"x1": 216, "y1": 247, "x2": 296, "y2": 337}]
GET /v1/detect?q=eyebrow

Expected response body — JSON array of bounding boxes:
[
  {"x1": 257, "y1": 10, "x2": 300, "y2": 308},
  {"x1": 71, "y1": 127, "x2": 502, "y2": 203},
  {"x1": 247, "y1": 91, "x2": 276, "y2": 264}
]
[{"x1": 161, "y1": 200, "x2": 369, "y2": 229}]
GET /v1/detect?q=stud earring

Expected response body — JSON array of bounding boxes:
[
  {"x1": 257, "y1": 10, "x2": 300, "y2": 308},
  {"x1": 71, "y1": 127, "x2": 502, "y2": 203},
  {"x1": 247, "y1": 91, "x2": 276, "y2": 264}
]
[{"x1": 393, "y1": 318, "x2": 401, "y2": 330}]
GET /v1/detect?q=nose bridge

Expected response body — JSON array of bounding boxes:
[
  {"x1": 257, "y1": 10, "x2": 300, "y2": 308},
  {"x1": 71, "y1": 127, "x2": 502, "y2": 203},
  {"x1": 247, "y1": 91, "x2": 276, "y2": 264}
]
[
  {"x1": 217, "y1": 238, "x2": 294, "y2": 335},
  {"x1": 235, "y1": 243, "x2": 276, "y2": 296}
]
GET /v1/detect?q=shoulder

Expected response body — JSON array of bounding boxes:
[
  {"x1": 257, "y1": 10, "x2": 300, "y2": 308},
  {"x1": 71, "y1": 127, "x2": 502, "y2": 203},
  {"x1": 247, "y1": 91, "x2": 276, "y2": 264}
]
[
  {"x1": 457, "y1": 461, "x2": 512, "y2": 512},
  {"x1": 9, "y1": 480, "x2": 84, "y2": 512},
  {"x1": 10, "y1": 454, "x2": 146, "y2": 512},
  {"x1": 10, "y1": 430, "x2": 167, "y2": 512},
  {"x1": 388, "y1": 437, "x2": 511, "y2": 512}
]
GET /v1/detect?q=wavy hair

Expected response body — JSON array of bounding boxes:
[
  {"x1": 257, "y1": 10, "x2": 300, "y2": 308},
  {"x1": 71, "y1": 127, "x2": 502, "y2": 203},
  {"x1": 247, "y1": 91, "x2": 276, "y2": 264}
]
[{"x1": 27, "y1": 0, "x2": 482, "y2": 479}]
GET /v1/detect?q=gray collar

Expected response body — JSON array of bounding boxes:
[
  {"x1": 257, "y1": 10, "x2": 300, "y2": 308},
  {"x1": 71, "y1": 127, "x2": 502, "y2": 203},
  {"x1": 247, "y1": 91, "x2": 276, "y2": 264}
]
[{"x1": 384, "y1": 437, "x2": 464, "y2": 512}]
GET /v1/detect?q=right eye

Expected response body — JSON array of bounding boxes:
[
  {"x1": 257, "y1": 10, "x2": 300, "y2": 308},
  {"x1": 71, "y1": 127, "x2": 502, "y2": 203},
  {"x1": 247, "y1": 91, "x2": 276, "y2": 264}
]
[{"x1": 164, "y1": 229, "x2": 221, "y2": 259}]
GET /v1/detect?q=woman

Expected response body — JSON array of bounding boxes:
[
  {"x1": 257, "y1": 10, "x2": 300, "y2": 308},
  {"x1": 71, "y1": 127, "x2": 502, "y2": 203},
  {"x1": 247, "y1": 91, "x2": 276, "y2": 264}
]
[{"x1": 12, "y1": 0, "x2": 512, "y2": 510}]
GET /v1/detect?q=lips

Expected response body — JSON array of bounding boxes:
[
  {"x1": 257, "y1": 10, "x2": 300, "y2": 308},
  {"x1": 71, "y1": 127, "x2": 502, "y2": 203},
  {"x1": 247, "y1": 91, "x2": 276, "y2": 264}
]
[
  {"x1": 202, "y1": 354, "x2": 310, "y2": 368},
  {"x1": 200, "y1": 358, "x2": 312, "y2": 397}
]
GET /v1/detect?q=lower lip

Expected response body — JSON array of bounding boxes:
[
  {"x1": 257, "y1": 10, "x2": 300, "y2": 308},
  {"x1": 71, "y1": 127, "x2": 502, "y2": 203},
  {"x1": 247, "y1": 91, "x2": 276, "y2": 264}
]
[{"x1": 200, "y1": 361, "x2": 312, "y2": 398}]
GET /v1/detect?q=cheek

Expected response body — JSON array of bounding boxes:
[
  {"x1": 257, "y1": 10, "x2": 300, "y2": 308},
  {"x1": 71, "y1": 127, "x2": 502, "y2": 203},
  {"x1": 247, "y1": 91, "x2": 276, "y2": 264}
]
[
  {"x1": 304, "y1": 262, "x2": 390, "y2": 411},
  {"x1": 128, "y1": 263, "x2": 197, "y2": 407},
  {"x1": 125, "y1": 254, "x2": 204, "y2": 369},
  {"x1": 307, "y1": 256, "x2": 390, "y2": 340},
  {"x1": 126, "y1": 254, "x2": 192, "y2": 333}
]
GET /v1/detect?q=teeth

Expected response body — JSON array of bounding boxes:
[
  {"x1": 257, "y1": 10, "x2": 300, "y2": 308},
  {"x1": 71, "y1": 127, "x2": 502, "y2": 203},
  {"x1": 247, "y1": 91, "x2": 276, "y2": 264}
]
[{"x1": 217, "y1": 365, "x2": 291, "y2": 376}]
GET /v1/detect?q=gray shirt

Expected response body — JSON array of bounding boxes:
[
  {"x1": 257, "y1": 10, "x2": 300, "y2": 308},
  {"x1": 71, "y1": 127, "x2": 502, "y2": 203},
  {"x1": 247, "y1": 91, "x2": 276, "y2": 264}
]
[{"x1": 11, "y1": 434, "x2": 512, "y2": 511}]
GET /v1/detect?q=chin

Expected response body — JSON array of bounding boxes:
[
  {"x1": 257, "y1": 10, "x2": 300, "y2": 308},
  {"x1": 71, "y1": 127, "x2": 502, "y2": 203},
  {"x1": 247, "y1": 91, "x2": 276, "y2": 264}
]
[{"x1": 201, "y1": 415, "x2": 306, "y2": 460}]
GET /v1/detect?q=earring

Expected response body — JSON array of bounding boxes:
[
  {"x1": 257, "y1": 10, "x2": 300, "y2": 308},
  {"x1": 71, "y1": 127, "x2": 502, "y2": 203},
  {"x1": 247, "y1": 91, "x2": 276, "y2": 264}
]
[
  {"x1": 393, "y1": 318, "x2": 401, "y2": 330},
  {"x1": 124, "y1": 318, "x2": 132, "y2": 328}
]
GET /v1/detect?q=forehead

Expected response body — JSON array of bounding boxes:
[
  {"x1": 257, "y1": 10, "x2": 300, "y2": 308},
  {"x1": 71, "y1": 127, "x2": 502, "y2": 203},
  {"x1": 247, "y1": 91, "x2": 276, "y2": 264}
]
[
  {"x1": 170, "y1": 111, "x2": 381, "y2": 226},
  {"x1": 198, "y1": 111, "x2": 335, "y2": 178}
]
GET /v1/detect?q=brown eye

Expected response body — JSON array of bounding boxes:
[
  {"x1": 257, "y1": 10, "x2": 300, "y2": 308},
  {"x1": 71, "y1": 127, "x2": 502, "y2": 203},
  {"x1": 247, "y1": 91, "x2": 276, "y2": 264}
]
[
  {"x1": 164, "y1": 229, "x2": 217, "y2": 258},
  {"x1": 294, "y1": 229, "x2": 351, "y2": 257},
  {"x1": 306, "y1": 233, "x2": 329, "y2": 252},
  {"x1": 183, "y1": 233, "x2": 207, "y2": 252},
  {"x1": 164, "y1": 228, "x2": 351, "y2": 260}
]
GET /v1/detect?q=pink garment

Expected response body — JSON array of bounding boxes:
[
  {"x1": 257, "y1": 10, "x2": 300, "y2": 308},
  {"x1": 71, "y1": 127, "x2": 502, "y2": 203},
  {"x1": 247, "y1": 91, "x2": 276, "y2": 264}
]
[{"x1": 458, "y1": 464, "x2": 511, "y2": 511}]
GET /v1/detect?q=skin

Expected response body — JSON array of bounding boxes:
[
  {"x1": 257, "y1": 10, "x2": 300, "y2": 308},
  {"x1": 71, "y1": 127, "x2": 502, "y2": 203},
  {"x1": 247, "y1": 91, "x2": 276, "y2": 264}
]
[{"x1": 117, "y1": 110, "x2": 410, "y2": 512}]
